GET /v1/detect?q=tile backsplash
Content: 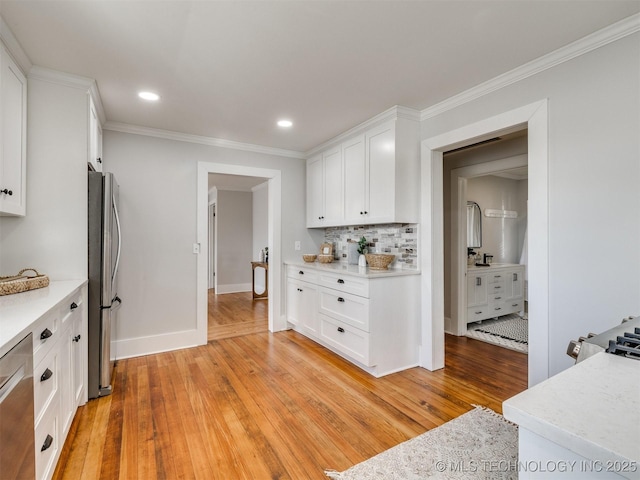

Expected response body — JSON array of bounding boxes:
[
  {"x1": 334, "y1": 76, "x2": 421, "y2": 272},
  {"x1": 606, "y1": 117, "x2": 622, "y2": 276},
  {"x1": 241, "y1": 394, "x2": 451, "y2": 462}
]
[{"x1": 324, "y1": 224, "x2": 419, "y2": 270}]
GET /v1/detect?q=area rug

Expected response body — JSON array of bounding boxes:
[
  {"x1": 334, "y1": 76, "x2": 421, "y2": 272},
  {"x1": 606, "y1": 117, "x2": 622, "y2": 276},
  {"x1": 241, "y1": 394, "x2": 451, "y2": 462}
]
[
  {"x1": 466, "y1": 315, "x2": 528, "y2": 354},
  {"x1": 325, "y1": 406, "x2": 518, "y2": 480}
]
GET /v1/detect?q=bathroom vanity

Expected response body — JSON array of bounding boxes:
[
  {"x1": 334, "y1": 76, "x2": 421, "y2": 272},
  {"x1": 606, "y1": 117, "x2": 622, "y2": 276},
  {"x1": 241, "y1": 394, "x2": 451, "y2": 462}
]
[{"x1": 467, "y1": 263, "x2": 525, "y2": 323}]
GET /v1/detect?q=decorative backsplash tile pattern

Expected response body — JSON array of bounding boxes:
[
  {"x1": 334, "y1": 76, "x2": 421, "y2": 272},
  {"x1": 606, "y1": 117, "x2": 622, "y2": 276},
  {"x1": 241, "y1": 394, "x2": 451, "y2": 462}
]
[{"x1": 324, "y1": 224, "x2": 419, "y2": 270}]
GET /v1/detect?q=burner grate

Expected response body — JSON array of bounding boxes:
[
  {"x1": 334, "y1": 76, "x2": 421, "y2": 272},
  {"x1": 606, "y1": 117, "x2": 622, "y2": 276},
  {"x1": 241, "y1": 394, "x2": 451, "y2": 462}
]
[{"x1": 606, "y1": 327, "x2": 640, "y2": 360}]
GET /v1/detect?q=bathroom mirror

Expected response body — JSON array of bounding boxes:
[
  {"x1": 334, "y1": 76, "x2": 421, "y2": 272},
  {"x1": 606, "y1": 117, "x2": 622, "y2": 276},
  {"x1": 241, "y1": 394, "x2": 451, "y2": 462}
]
[{"x1": 467, "y1": 201, "x2": 482, "y2": 248}]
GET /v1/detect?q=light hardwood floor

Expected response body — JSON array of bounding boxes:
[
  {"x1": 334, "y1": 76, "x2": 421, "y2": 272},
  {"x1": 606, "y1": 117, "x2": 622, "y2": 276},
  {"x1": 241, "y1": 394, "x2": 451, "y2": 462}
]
[
  {"x1": 54, "y1": 299, "x2": 527, "y2": 480},
  {"x1": 207, "y1": 289, "x2": 268, "y2": 341}
]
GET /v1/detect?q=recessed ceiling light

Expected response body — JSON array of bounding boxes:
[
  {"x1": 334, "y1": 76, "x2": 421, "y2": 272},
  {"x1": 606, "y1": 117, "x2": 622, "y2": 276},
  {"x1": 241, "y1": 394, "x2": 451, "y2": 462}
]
[
  {"x1": 138, "y1": 91, "x2": 160, "y2": 101},
  {"x1": 277, "y1": 119, "x2": 293, "y2": 128}
]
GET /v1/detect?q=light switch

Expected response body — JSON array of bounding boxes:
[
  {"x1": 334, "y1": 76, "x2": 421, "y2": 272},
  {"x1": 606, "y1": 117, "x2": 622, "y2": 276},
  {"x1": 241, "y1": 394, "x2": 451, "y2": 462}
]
[
  {"x1": 193, "y1": 243, "x2": 201, "y2": 254},
  {"x1": 295, "y1": 241, "x2": 301, "y2": 251}
]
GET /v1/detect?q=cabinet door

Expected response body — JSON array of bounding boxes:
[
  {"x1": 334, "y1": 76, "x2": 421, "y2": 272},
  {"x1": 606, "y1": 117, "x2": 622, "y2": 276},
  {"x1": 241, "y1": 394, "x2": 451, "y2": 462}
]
[
  {"x1": 0, "y1": 47, "x2": 27, "y2": 216},
  {"x1": 466, "y1": 273, "x2": 488, "y2": 307},
  {"x1": 306, "y1": 155, "x2": 324, "y2": 227},
  {"x1": 287, "y1": 278, "x2": 319, "y2": 336},
  {"x1": 88, "y1": 97, "x2": 103, "y2": 172},
  {"x1": 343, "y1": 135, "x2": 366, "y2": 223},
  {"x1": 366, "y1": 122, "x2": 395, "y2": 222},
  {"x1": 322, "y1": 146, "x2": 343, "y2": 224},
  {"x1": 505, "y1": 267, "x2": 524, "y2": 300}
]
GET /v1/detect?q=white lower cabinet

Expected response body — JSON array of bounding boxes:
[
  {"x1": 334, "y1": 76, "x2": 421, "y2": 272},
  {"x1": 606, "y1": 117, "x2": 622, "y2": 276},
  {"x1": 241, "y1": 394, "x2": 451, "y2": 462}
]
[
  {"x1": 286, "y1": 264, "x2": 419, "y2": 377},
  {"x1": 466, "y1": 265, "x2": 525, "y2": 323},
  {"x1": 30, "y1": 283, "x2": 87, "y2": 480}
]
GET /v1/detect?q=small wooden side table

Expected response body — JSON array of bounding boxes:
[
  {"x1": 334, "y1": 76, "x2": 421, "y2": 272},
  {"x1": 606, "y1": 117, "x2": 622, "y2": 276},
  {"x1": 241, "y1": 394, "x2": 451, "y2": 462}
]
[{"x1": 250, "y1": 262, "x2": 268, "y2": 300}]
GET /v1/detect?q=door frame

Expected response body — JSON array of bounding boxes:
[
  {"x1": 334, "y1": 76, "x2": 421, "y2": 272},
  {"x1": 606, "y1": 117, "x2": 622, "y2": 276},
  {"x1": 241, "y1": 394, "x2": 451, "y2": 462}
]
[
  {"x1": 197, "y1": 162, "x2": 283, "y2": 346},
  {"x1": 420, "y1": 100, "x2": 549, "y2": 387}
]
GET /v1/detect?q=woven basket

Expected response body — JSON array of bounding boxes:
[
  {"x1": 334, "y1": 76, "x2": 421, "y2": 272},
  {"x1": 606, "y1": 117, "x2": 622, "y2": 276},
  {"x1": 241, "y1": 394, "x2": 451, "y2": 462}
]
[
  {"x1": 364, "y1": 254, "x2": 395, "y2": 270},
  {"x1": 0, "y1": 268, "x2": 50, "y2": 296},
  {"x1": 302, "y1": 254, "x2": 317, "y2": 263},
  {"x1": 317, "y1": 255, "x2": 334, "y2": 264}
]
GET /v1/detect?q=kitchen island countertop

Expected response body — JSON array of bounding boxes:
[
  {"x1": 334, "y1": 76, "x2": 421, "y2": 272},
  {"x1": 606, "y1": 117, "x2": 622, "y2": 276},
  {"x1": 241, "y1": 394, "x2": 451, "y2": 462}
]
[{"x1": 503, "y1": 352, "x2": 640, "y2": 471}]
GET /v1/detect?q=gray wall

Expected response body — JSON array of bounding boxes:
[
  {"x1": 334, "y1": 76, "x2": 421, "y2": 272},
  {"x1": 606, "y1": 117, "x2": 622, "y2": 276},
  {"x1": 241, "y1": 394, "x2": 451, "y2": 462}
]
[
  {"x1": 216, "y1": 190, "x2": 252, "y2": 292},
  {"x1": 422, "y1": 32, "x2": 640, "y2": 376},
  {"x1": 102, "y1": 130, "x2": 316, "y2": 346}
]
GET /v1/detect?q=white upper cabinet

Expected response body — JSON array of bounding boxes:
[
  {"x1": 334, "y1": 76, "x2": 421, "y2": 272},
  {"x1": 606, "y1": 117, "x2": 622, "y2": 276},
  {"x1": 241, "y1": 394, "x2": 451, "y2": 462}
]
[
  {"x1": 88, "y1": 96, "x2": 103, "y2": 172},
  {"x1": 306, "y1": 146, "x2": 344, "y2": 228},
  {"x1": 343, "y1": 134, "x2": 366, "y2": 223},
  {"x1": 306, "y1": 108, "x2": 420, "y2": 228},
  {"x1": 0, "y1": 46, "x2": 27, "y2": 216}
]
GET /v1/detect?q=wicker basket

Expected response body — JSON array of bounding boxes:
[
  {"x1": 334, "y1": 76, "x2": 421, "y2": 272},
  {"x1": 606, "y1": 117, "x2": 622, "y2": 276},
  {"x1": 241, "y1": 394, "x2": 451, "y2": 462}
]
[
  {"x1": 364, "y1": 254, "x2": 395, "y2": 270},
  {"x1": 317, "y1": 255, "x2": 334, "y2": 264},
  {"x1": 0, "y1": 268, "x2": 50, "y2": 296},
  {"x1": 302, "y1": 254, "x2": 317, "y2": 263}
]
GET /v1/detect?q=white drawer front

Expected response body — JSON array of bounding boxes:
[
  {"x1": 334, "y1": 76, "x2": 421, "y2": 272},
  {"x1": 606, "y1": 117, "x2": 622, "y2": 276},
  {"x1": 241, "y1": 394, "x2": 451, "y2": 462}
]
[
  {"x1": 318, "y1": 272, "x2": 369, "y2": 298},
  {"x1": 505, "y1": 300, "x2": 524, "y2": 313},
  {"x1": 31, "y1": 313, "x2": 60, "y2": 369},
  {"x1": 33, "y1": 346, "x2": 60, "y2": 423},
  {"x1": 318, "y1": 287, "x2": 369, "y2": 332},
  {"x1": 487, "y1": 273, "x2": 507, "y2": 284},
  {"x1": 489, "y1": 282, "x2": 505, "y2": 294},
  {"x1": 488, "y1": 294, "x2": 505, "y2": 305},
  {"x1": 60, "y1": 291, "x2": 83, "y2": 330},
  {"x1": 319, "y1": 314, "x2": 370, "y2": 366},
  {"x1": 35, "y1": 395, "x2": 60, "y2": 480},
  {"x1": 286, "y1": 265, "x2": 318, "y2": 283},
  {"x1": 467, "y1": 307, "x2": 489, "y2": 323}
]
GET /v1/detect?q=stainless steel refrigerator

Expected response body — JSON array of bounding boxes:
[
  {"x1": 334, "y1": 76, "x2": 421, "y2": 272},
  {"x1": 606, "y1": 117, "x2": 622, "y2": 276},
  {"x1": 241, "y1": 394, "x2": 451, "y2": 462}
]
[{"x1": 88, "y1": 171, "x2": 122, "y2": 398}]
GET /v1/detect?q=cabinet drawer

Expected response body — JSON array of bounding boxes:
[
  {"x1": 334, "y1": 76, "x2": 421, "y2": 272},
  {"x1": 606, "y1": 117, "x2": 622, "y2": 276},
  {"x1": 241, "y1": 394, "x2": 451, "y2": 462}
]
[
  {"x1": 35, "y1": 395, "x2": 60, "y2": 480},
  {"x1": 318, "y1": 287, "x2": 369, "y2": 332},
  {"x1": 488, "y1": 294, "x2": 505, "y2": 305},
  {"x1": 286, "y1": 265, "x2": 318, "y2": 283},
  {"x1": 505, "y1": 300, "x2": 524, "y2": 313},
  {"x1": 467, "y1": 307, "x2": 489, "y2": 323},
  {"x1": 487, "y1": 273, "x2": 507, "y2": 284},
  {"x1": 33, "y1": 345, "x2": 60, "y2": 423},
  {"x1": 318, "y1": 272, "x2": 369, "y2": 298},
  {"x1": 60, "y1": 291, "x2": 83, "y2": 330},
  {"x1": 319, "y1": 314, "x2": 370, "y2": 366},
  {"x1": 31, "y1": 313, "x2": 60, "y2": 368},
  {"x1": 488, "y1": 282, "x2": 505, "y2": 294}
]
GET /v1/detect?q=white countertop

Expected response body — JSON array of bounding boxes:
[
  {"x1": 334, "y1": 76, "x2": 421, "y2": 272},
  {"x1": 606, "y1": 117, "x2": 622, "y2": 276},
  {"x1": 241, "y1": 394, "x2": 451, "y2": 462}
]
[
  {"x1": 503, "y1": 352, "x2": 640, "y2": 466},
  {"x1": 285, "y1": 260, "x2": 420, "y2": 278},
  {"x1": 0, "y1": 279, "x2": 87, "y2": 357},
  {"x1": 467, "y1": 262, "x2": 523, "y2": 271}
]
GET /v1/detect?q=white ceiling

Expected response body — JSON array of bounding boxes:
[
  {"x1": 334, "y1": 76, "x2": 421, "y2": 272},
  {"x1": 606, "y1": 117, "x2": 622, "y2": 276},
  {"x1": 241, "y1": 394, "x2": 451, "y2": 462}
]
[{"x1": 1, "y1": 1, "x2": 638, "y2": 154}]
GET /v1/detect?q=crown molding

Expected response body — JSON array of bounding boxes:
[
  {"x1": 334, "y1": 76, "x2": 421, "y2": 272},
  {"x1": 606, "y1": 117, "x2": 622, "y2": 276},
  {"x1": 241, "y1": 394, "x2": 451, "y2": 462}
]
[
  {"x1": 28, "y1": 65, "x2": 107, "y2": 123},
  {"x1": 305, "y1": 105, "x2": 420, "y2": 158},
  {"x1": 28, "y1": 65, "x2": 95, "y2": 90},
  {"x1": 421, "y1": 12, "x2": 640, "y2": 121},
  {"x1": 0, "y1": 16, "x2": 32, "y2": 74},
  {"x1": 103, "y1": 121, "x2": 306, "y2": 159}
]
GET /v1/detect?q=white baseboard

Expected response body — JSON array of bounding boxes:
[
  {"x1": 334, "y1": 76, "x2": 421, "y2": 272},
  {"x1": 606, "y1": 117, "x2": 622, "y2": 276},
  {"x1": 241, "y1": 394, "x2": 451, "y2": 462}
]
[
  {"x1": 216, "y1": 283, "x2": 252, "y2": 294},
  {"x1": 114, "y1": 328, "x2": 202, "y2": 360}
]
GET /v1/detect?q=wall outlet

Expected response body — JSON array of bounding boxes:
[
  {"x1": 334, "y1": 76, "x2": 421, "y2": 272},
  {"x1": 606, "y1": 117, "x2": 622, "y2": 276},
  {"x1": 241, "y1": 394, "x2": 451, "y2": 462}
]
[{"x1": 294, "y1": 241, "x2": 301, "y2": 251}]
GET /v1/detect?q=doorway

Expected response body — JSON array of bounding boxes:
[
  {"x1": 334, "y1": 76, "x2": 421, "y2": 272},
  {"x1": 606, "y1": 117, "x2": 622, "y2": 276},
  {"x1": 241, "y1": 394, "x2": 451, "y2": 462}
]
[
  {"x1": 420, "y1": 100, "x2": 549, "y2": 387},
  {"x1": 206, "y1": 175, "x2": 269, "y2": 341},
  {"x1": 196, "y1": 162, "x2": 284, "y2": 348}
]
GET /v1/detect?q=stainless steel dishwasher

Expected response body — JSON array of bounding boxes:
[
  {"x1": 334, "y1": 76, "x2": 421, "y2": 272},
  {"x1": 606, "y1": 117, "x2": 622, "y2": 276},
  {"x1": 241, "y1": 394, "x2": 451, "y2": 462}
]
[{"x1": 0, "y1": 333, "x2": 36, "y2": 479}]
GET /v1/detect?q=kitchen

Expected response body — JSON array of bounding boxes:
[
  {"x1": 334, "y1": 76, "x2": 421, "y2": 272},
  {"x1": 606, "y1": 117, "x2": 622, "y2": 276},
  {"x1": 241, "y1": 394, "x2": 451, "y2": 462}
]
[{"x1": 0, "y1": 2, "x2": 639, "y2": 479}]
